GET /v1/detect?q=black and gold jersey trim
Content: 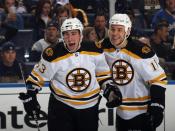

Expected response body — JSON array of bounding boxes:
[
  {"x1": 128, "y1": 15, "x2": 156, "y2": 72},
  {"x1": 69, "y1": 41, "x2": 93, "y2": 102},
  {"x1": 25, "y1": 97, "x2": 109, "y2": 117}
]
[
  {"x1": 125, "y1": 39, "x2": 155, "y2": 59},
  {"x1": 42, "y1": 41, "x2": 103, "y2": 62}
]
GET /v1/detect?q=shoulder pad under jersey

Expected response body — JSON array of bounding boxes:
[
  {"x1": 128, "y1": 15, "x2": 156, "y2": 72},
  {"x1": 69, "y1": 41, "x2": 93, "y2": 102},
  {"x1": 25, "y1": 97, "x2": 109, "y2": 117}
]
[
  {"x1": 125, "y1": 39, "x2": 155, "y2": 59},
  {"x1": 80, "y1": 41, "x2": 103, "y2": 53},
  {"x1": 42, "y1": 42, "x2": 68, "y2": 62}
]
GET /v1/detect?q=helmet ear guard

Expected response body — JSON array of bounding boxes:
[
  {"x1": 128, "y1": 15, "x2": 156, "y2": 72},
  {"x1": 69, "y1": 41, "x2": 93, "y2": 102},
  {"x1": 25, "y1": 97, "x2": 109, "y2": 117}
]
[{"x1": 126, "y1": 27, "x2": 131, "y2": 38}]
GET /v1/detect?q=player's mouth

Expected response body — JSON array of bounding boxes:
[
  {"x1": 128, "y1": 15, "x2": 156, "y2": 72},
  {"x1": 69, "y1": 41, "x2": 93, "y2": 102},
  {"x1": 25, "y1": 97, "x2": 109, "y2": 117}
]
[{"x1": 69, "y1": 43, "x2": 75, "y2": 47}]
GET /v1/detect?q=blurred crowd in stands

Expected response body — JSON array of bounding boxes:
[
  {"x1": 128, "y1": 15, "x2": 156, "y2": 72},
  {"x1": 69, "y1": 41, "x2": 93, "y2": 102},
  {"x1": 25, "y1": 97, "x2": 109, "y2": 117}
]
[{"x1": 0, "y1": 0, "x2": 175, "y2": 82}]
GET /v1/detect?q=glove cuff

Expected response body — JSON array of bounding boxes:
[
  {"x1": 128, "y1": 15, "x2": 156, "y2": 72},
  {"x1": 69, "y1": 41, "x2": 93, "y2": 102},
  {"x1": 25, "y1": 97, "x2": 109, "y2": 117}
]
[
  {"x1": 27, "y1": 89, "x2": 38, "y2": 96},
  {"x1": 150, "y1": 103, "x2": 164, "y2": 112},
  {"x1": 150, "y1": 103, "x2": 164, "y2": 110}
]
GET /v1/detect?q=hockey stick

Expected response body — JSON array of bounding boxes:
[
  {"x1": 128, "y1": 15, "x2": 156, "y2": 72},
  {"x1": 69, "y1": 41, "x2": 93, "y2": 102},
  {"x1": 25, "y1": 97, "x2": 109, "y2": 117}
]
[{"x1": 19, "y1": 63, "x2": 40, "y2": 131}]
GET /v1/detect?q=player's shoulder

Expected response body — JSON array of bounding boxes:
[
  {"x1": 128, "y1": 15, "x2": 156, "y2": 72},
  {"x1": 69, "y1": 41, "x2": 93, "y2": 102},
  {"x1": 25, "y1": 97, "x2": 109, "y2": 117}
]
[
  {"x1": 80, "y1": 41, "x2": 103, "y2": 53},
  {"x1": 126, "y1": 39, "x2": 155, "y2": 59},
  {"x1": 42, "y1": 42, "x2": 67, "y2": 62},
  {"x1": 100, "y1": 38, "x2": 115, "y2": 49}
]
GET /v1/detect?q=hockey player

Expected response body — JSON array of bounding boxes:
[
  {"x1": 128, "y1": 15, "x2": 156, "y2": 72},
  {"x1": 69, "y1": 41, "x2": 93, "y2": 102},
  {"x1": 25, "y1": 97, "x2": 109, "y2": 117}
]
[
  {"x1": 101, "y1": 14, "x2": 167, "y2": 131},
  {"x1": 18, "y1": 18, "x2": 122, "y2": 131}
]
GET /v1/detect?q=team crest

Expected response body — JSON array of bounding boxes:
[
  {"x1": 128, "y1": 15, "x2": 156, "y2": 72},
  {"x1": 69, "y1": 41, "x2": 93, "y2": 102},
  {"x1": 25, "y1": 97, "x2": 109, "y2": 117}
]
[
  {"x1": 45, "y1": 48, "x2": 53, "y2": 56},
  {"x1": 142, "y1": 46, "x2": 151, "y2": 54},
  {"x1": 66, "y1": 68, "x2": 91, "y2": 92},
  {"x1": 95, "y1": 41, "x2": 102, "y2": 48},
  {"x1": 112, "y1": 59, "x2": 134, "y2": 85}
]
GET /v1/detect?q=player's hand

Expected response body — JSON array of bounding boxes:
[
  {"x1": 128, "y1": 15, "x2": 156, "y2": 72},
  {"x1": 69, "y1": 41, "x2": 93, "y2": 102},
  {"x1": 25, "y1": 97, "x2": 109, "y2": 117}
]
[
  {"x1": 19, "y1": 90, "x2": 40, "y2": 118},
  {"x1": 103, "y1": 83, "x2": 122, "y2": 108},
  {"x1": 148, "y1": 103, "x2": 164, "y2": 129}
]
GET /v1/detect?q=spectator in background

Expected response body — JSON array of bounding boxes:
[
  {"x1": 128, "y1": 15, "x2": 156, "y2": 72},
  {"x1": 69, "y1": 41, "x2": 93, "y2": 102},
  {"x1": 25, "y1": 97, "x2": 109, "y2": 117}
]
[
  {"x1": 125, "y1": 8, "x2": 147, "y2": 40},
  {"x1": 30, "y1": 21, "x2": 60, "y2": 62},
  {"x1": 53, "y1": 4, "x2": 69, "y2": 27},
  {"x1": 16, "y1": 0, "x2": 27, "y2": 14},
  {"x1": 22, "y1": 0, "x2": 38, "y2": 14},
  {"x1": 0, "y1": 22, "x2": 18, "y2": 45},
  {"x1": 94, "y1": 11, "x2": 108, "y2": 41},
  {"x1": 0, "y1": 0, "x2": 24, "y2": 29},
  {"x1": 151, "y1": 0, "x2": 175, "y2": 37},
  {"x1": 65, "y1": 3, "x2": 89, "y2": 27},
  {"x1": 150, "y1": 22, "x2": 171, "y2": 61},
  {"x1": 0, "y1": 41, "x2": 26, "y2": 83},
  {"x1": 83, "y1": 26, "x2": 98, "y2": 42},
  {"x1": 32, "y1": 0, "x2": 52, "y2": 41},
  {"x1": 115, "y1": 0, "x2": 128, "y2": 13}
]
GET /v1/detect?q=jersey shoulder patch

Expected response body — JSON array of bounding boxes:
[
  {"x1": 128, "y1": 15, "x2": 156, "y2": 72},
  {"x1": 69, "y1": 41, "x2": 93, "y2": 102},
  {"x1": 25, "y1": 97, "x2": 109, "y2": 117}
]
[
  {"x1": 80, "y1": 41, "x2": 103, "y2": 53},
  {"x1": 126, "y1": 39, "x2": 155, "y2": 59},
  {"x1": 42, "y1": 42, "x2": 67, "y2": 62}
]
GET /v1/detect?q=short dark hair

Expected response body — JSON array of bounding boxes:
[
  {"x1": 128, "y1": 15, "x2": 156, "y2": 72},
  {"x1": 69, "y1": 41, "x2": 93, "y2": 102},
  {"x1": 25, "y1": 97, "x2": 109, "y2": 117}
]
[
  {"x1": 94, "y1": 10, "x2": 108, "y2": 20},
  {"x1": 154, "y1": 20, "x2": 169, "y2": 33},
  {"x1": 1, "y1": 41, "x2": 16, "y2": 52}
]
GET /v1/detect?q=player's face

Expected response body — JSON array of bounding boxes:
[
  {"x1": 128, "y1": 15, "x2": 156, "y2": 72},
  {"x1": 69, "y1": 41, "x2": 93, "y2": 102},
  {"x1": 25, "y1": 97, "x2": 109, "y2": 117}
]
[
  {"x1": 63, "y1": 29, "x2": 81, "y2": 52},
  {"x1": 108, "y1": 25, "x2": 126, "y2": 47}
]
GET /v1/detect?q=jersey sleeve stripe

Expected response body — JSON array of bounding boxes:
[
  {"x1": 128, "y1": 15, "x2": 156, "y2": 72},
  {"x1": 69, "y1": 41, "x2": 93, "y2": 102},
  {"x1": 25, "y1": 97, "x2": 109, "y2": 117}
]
[
  {"x1": 31, "y1": 70, "x2": 45, "y2": 84},
  {"x1": 148, "y1": 73, "x2": 167, "y2": 86},
  {"x1": 26, "y1": 76, "x2": 42, "y2": 87}
]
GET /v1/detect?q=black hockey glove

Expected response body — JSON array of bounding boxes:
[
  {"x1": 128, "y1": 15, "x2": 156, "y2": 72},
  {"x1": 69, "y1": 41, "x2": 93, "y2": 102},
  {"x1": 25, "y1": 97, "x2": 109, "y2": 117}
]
[
  {"x1": 103, "y1": 83, "x2": 122, "y2": 108},
  {"x1": 19, "y1": 90, "x2": 40, "y2": 118},
  {"x1": 148, "y1": 103, "x2": 164, "y2": 129},
  {"x1": 148, "y1": 85, "x2": 166, "y2": 129}
]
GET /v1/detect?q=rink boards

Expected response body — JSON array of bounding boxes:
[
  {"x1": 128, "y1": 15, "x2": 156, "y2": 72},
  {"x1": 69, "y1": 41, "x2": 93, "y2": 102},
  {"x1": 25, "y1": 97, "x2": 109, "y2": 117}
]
[{"x1": 0, "y1": 83, "x2": 174, "y2": 131}]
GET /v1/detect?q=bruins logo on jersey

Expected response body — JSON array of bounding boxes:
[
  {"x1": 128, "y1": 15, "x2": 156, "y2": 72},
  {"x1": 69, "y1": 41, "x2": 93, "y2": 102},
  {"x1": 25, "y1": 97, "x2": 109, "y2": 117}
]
[
  {"x1": 45, "y1": 48, "x2": 53, "y2": 56},
  {"x1": 112, "y1": 59, "x2": 134, "y2": 85},
  {"x1": 66, "y1": 68, "x2": 91, "y2": 92},
  {"x1": 142, "y1": 46, "x2": 151, "y2": 54}
]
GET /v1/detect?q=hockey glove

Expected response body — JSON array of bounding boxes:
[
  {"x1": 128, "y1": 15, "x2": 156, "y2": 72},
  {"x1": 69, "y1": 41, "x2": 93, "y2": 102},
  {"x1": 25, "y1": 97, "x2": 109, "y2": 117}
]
[
  {"x1": 148, "y1": 103, "x2": 164, "y2": 129},
  {"x1": 19, "y1": 90, "x2": 41, "y2": 118},
  {"x1": 103, "y1": 83, "x2": 122, "y2": 108},
  {"x1": 148, "y1": 85, "x2": 166, "y2": 129}
]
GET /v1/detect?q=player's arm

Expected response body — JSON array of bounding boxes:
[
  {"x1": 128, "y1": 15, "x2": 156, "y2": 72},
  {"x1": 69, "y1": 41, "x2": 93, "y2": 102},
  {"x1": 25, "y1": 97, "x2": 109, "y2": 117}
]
[
  {"x1": 19, "y1": 48, "x2": 57, "y2": 117},
  {"x1": 138, "y1": 55, "x2": 167, "y2": 129},
  {"x1": 95, "y1": 52, "x2": 122, "y2": 108}
]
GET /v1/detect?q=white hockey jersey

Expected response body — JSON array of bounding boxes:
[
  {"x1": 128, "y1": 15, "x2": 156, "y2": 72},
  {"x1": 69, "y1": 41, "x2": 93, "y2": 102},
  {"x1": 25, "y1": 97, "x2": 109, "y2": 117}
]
[
  {"x1": 26, "y1": 41, "x2": 111, "y2": 109},
  {"x1": 101, "y1": 38, "x2": 167, "y2": 120}
]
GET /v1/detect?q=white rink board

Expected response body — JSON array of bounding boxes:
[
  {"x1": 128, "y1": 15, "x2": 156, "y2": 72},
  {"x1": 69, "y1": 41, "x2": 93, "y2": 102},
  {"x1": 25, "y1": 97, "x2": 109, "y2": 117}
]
[{"x1": 0, "y1": 84, "x2": 174, "y2": 131}]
